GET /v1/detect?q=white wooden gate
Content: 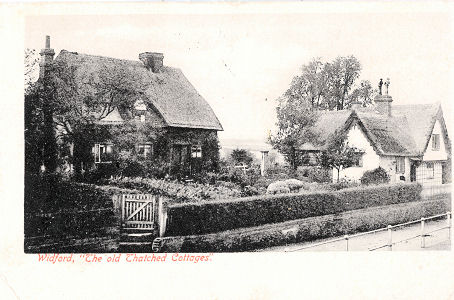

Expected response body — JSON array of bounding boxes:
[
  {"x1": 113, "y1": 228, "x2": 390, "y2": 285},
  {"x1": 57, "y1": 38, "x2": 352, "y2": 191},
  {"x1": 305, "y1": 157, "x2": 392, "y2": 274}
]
[{"x1": 121, "y1": 194, "x2": 159, "y2": 231}]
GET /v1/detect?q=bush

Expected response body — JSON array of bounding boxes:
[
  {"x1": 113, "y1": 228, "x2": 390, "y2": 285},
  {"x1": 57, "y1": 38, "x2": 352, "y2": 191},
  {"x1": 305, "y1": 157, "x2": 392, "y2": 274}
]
[
  {"x1": 360, "y1": 167, "x2": 390, "y2": 185},
  {"x1": 107, "y1": 176, "x2": 243, "y2": 203},
  {"x1": 165, "y1": 182, "x2": 423, "y2": 236},
  {"x1": 297, "y1": 166, "x2": 332, "y2": 183},
  {"x1": 159, "y1": 198, "x2": 449, "y2": 252},
  {"x1": 329, "y1": 178, "x2": 359, "y2": 190}
]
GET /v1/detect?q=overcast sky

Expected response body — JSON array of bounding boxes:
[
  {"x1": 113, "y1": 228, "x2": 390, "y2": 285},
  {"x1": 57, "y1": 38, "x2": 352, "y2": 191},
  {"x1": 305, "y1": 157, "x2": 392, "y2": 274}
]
[{"x1": 25, "y1": 9, "x2": 454, "y2": 142}]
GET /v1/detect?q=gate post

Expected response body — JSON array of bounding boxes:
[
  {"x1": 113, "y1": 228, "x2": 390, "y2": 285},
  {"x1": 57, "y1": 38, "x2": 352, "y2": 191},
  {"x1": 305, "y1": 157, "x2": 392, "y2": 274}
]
[{"x1": 158, "y1": 197, "x2": 168, "y2": 237}]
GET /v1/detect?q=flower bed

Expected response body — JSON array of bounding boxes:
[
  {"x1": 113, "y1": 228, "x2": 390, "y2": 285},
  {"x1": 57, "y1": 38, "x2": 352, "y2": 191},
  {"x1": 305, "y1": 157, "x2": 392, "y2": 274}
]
[{"x1": 106, "y1": 176, "x2": 244, "y2": 203}]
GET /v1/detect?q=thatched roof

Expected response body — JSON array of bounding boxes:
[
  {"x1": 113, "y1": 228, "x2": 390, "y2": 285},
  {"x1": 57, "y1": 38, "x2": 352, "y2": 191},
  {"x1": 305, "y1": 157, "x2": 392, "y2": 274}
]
[
  {"x1": 54, "y1": 50, "x2": 223, "y2": 131},
  {"x1": 298, "y1": 103, "x2": 448, "y2": 157}
]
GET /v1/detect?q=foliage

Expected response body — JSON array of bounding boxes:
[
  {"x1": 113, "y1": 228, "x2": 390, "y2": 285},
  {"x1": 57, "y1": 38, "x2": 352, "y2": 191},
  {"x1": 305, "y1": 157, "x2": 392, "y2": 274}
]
[
  {"x1": 230, "y1": 148, "x2": 254, "y2": 166},
  {"x1": 107, "y1": 176, "x2": 243, "y2": 203},
  {"x1": 360, "y1": 167, "x2": 390, "y2": 185},
  {"x1": 161, "y1": 198, "x2": 448, "y2": 252},
  {"x1": 24, "y1": 48, "x2": 40, "y2": 93},
  {"x1": 296, "y1": 166, "x2": 332, "y2": 183},
  {"x1": 270, "y1": 56, "x2": 377, "y2": 168},
  {"x1": 319, "y1": 131, "x2": 358, "y2": 182},
  {"x1": 165, "y1": 182, "x2": 423, "y2": 236}
]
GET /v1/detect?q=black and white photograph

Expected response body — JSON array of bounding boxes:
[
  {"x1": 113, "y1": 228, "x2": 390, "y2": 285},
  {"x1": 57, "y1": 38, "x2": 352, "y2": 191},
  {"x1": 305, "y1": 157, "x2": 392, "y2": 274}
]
[
  {"x1": 22, "y1": 7, "x2": 452, "y2": 254},
  {"x1": 2, "y1": 1, "x2": 454, "y2": 299}
]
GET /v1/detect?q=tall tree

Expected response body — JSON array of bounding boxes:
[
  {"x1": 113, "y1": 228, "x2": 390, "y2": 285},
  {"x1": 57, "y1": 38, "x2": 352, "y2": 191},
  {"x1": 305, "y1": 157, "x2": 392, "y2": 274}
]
[
  {"x1": 270, "y1": 55, "x2": 374, "y2": 167},
  {"x1": 49, "y1": 60, "x2": 147, "y2": 175}
]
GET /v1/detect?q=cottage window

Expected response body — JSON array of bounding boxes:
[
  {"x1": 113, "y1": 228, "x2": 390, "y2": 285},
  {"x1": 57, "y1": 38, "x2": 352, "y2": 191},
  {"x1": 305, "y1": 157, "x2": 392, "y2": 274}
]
[
  {"x1": 353, "y1": 152, "x2": 364, "y2": 167},
  {"x1": 426, "y1": 162, "x2": 434, "y2": 179},
  {"x1": 396, "y1": 157, "x2": 405, "y2": 174},
  {"x1": 191, "y1": 145, "x2": 202, "y2": 158},
  {"x1": 94, "y1": 143, "x2": 113, "y2": 164},
  {"x1": 140, "y1": 115, "x2": 146, "y2": 122},
  {"x1": 137, "y1": 144, "x2": 153, "y2": 158},
  {"x1": 432, "y1": 134, "x2": 440, "y2": 151}
]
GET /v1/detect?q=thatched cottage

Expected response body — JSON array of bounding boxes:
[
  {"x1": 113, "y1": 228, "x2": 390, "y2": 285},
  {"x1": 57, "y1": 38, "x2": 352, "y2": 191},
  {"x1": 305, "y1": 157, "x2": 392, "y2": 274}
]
[
  {"x1": 39, "y1": 36, "x2": 223, "y2": 178},
  {"x1": 297, "y1": 92, "x2": 451, "y2": 185}
]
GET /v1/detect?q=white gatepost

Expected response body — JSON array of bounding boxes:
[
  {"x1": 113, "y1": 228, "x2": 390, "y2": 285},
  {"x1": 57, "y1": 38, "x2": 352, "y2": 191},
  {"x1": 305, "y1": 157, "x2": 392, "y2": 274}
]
[
  {"x1": 260, "y1": 150, "x2": 269, "y2": 177},
  {"x1": 158, "y1": 197, "x2": 168, "y2": 237}
]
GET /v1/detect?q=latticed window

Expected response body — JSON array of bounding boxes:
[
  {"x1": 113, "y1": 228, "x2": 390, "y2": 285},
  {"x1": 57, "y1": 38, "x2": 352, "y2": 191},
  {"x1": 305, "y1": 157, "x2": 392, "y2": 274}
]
[
  {"x1": 191, "y1": 145, "x2": 202, "y2": 158},
  {"x1": 138, "y1": 144, "x2": 153, "y2": 158},
  {"x1": 353, "y1": 152, "x2": 364, "y2": 167},
  {"x1": 432, "y1": 134, "x2": 440, "y2": 151},
  {"x1": 396, "y1": 157, "x2": 405, "y2": 174}
]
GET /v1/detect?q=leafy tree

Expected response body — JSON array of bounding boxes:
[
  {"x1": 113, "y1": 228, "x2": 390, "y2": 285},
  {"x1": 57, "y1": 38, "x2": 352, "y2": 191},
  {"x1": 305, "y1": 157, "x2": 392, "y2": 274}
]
[
  {"x1": 49, "y1": 60, "x2": 147, "y2": 175},
  {"x1": 319, "y1": 131, "x2": 358, "y2": 183},
  {"x1": 270, "y1": 56, "x2": 376, "y2": 168},
  {"x1": 230, "y1": 148, "x2": 254, "y2": 166}
]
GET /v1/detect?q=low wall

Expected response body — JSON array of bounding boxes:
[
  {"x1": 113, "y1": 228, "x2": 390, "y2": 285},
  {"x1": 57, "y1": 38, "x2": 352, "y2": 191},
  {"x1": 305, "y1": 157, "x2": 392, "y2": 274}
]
[{"x1": 157, "y1": 198, "x2": 450, "y2": 252}]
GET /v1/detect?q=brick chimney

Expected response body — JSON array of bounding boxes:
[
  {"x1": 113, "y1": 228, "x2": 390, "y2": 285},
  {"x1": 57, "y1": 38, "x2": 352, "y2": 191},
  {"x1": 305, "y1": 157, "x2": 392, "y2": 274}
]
[
  {"x1": 374, "y1": 94, "x2": 393, "y2": 116},
  {"x1": 39, "y1": 35, "x2": 55, "y2": 79},
  {"x1": 139, "y1": 52, "x2": 164, "y2": 73}
]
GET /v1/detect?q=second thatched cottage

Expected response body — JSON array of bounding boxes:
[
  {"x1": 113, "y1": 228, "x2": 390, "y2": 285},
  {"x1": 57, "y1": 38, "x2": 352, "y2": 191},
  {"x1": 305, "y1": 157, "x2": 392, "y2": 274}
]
[
  {"x1": 297, "y1": 87, "x2": 451, "y2": 186},
  {"x1": 38, "y1": 36, "x2": 223, "y2": 178}
]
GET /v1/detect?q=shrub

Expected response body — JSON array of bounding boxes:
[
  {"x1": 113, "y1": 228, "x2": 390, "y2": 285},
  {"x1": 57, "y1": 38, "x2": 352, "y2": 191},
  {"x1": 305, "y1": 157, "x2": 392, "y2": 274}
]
[
  {"x1": 297, "y1": 166, "x2": 332, "y2": 183},
  {"x1": 159, "y1": 198, "x2": 449, "y2": 252},
  {"x1": 329, "y1": 178, "x2": 359, "y2": 190},
  {"x1": 107, "y1": 176, "x2": 243, "y2": 203},
  {"x1": 360, "y1": 167, "x2": 390, "y2": 185},
  {"x1": 266, "y1": 181, "x2": 291, "y2": 194},
  {"x1": 165, "y1": 182, "x2": 423, "y2": 236}
]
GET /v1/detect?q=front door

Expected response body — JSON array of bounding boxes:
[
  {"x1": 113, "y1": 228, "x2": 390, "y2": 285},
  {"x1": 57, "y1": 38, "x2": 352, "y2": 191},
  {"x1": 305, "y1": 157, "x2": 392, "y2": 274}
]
[
  {"x1": 171, "y1": 144, "x2": 190, "y2": 178},
  {"x1": 410, "y1": 163, "x2": 417, "y2": 182}
]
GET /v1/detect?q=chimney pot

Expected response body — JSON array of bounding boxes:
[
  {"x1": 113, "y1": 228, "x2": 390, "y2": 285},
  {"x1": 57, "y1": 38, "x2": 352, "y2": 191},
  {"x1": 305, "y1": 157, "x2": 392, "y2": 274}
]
[{"x1": 139, "y1": 52, "x2": 164, "y2": 73}]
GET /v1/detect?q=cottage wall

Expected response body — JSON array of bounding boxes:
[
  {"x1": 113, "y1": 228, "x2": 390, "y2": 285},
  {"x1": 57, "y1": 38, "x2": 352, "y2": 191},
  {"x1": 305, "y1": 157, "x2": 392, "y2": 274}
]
[
  {"x1": 422, "y1": 120, "x2": 448, "y2": 161},
  {"x1": 334, "y1": 124, "x2": 380, "y2": 182},
  {"x1": 380, "y1": 156, "x2": 411, "y2": 183},
  {"x1": 415, "y1": 119, "x2": 448, "y2": 185}
]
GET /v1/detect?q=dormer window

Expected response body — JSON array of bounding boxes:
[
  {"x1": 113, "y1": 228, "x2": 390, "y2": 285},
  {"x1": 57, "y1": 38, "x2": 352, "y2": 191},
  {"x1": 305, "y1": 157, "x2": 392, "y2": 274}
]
[
  {"x1": 431, "y1": 134, "x2": 440, "y2": 151},
  {"x1": 140, "y1": 115, "x2": 145, "y2": 122}
]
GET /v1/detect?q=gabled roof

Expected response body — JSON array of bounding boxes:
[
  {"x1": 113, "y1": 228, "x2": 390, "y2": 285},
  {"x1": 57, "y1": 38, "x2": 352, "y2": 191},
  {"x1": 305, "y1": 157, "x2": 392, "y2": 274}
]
[
  {"x1": 54, "y1": 50, "x2": 223, "y2": 131},
  {"x1": 297, "y1": 103, "x2": 448, "y2": 157}
]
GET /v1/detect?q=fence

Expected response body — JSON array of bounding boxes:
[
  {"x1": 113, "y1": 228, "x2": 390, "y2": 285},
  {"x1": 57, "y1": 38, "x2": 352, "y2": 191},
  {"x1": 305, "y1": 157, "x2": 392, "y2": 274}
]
[{"x1": 287, "y1": 211, "x2": 451, "y2": 252}]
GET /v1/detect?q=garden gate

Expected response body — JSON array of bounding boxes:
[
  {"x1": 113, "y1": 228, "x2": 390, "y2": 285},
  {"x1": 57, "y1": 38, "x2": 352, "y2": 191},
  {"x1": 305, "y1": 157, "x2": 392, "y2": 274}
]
[{"x1": 121, "y1": 194, "x2": 159, "y2": 231}]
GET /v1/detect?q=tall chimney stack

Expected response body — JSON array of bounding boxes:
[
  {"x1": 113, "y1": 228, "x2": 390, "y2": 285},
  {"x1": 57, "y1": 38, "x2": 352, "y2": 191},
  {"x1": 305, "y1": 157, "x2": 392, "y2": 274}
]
[
  {"x1": 139, "y1": 52, "x2": 164, "y2": 73},
  {"x1": 39, "y1": 35, "x2": 55, "y2": 79}
]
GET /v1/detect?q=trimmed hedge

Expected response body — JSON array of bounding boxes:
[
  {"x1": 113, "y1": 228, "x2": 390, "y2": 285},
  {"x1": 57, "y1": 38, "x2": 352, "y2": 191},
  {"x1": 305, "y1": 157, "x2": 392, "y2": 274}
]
[
  {"x1": 24, "y1": 174, "x2": 138, "y2": 252},
  {"x1": 165, "y1": 183, "x2": 422, "y2": 236},
  {"x1": 158, "y1": 198, "x2": 450, "y2": 252}
]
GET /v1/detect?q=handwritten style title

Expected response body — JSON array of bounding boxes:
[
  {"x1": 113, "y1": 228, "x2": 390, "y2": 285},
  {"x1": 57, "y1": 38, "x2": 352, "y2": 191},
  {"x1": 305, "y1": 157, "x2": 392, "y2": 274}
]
[{"x1": 37, "y1": 253, "x2": 214, "y2": 264}]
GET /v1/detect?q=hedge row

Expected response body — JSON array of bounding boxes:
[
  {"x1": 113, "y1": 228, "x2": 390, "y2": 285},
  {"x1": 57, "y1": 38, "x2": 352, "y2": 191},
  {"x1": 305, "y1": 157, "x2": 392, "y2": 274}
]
[
  {"x1": 158, "y1": 198, "x2": 450, "y2": 252},
  {"x1": 165, "y1": 183, "x2": 422, "y2": 236},
  {"x1": 24, "y1": 175, "x2": 138, "y2": 252}
]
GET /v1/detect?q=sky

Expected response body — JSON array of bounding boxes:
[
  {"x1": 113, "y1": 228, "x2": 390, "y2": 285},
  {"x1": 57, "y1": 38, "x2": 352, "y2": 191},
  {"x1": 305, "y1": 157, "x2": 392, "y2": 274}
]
[{"x1": 24, "y1": 9, "x2": 454, "y2": 143}]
